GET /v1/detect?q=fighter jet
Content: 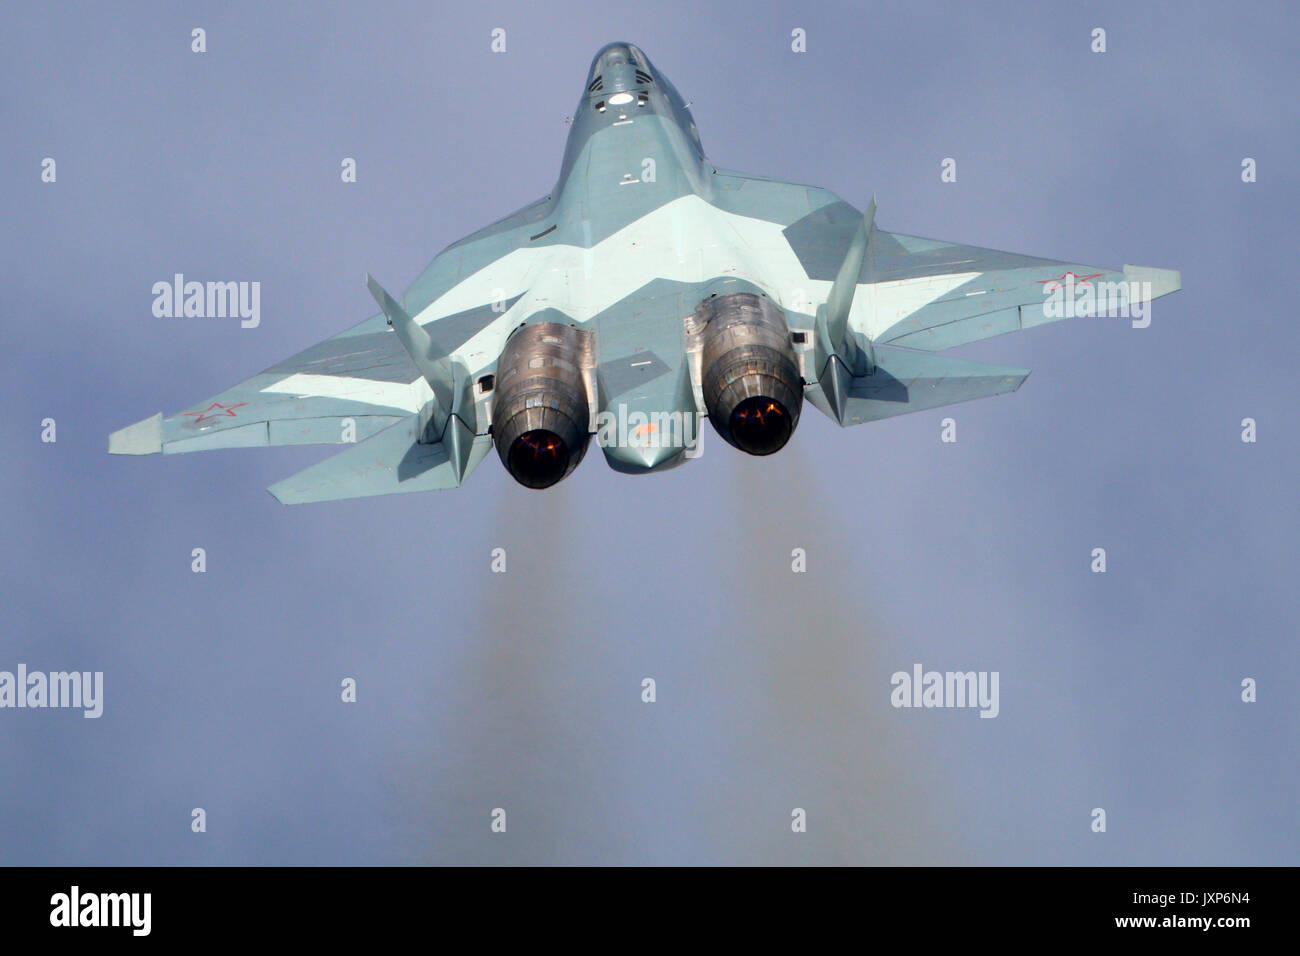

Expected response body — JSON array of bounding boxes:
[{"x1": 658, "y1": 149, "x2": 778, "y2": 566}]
[{"x1": 109, "y1": 42, "x2": 1180, "y2": 502}]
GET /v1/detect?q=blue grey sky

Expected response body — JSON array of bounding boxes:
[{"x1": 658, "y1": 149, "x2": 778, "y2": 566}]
[{"x1": 1, "y1": 0, "x2": 1295, "y2": 864}]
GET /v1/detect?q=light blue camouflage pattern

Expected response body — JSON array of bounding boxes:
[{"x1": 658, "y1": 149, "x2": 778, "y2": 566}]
[{"x1": 109, "y1": 42, "x2": 1180, "y2": 503}]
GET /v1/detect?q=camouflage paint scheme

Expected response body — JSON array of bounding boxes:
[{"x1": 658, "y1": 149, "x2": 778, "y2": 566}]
[{"x1": 109, "y1": 42, "x2": 1180, "y2": 503}]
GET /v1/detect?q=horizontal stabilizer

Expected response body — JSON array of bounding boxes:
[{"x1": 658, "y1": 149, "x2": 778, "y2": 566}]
[
  {"x1": 267, "y1": 414, "x2": 489, "y2": 505},
  {"x1": 838, "y1": 347, "x2": 1029, "y2": 426}
]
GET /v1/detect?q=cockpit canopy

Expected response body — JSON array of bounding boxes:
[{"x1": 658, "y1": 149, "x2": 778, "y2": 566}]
[{"x1": 584, "y1": 42, "x2": 654, "y2": 96}]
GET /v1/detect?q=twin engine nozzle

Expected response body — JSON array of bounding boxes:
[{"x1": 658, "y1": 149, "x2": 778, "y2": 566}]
[
  {"x1": 490, "y1": 294, "x2": 804, "y2": 488},
  {"x1": 697, "y1": 292, "x2": 803, "y2": 456},
  {"x1": 490, "y1": 323, "x2": 592, "y2": 489}
]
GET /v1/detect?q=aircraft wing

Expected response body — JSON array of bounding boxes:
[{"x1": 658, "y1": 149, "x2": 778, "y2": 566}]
[
  {"x1": 779, "y1": 196, "x2": 1180, "y2": 426},
  {"x1": 109, "y1": 191, "x2": 555, "y2": 460},
  {"x1": 107, "y1": 312, "x2": 430, "y2": 456},
  {"x1": 860, "y1": 229, "x2": 1181, "y2": 350},
  {"x1": 777, "y1": 196, "x2": 1180, "y2": 350},
  {"x1": 108, "y1": 192, "x2": 562, "y2": 504}
]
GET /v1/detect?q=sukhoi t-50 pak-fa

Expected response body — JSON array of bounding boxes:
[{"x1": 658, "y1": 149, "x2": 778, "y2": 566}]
[{"x1": 110, "y1": 43, "x2": 1180, "y2": 503}]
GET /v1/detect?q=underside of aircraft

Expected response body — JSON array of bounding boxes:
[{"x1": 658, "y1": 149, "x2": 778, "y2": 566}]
[{"x1": 109, "y1": 42, "x2": 1180, "y2": 503}]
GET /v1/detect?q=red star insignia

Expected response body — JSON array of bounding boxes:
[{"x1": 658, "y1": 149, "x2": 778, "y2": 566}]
[
  {"x1": 1037, "y1": 271, "x2": 1103, "y2": 286},
  {"x1": 183, "y1": 401, "x2": 248, "y2": 424}
]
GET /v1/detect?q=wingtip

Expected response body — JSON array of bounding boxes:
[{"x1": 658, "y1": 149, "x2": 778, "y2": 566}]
[
  {"x1": 266, "y1": 481, "x2": 301, "y2": 505},
  {"x1": 1123, "y1": 264, "x2": 1181, "y2": 298},
  {"x1": 108, "y1": 413, "x2": 163, "y2": 455}
]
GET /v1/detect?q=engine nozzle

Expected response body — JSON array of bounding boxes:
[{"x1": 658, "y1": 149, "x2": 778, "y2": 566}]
[
  {"x1": 699, "y1": 293, "x2": 803, "y2": 456},
  {"x1": 491, "y1": 323, "x2": 592, "y2": 489}
]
